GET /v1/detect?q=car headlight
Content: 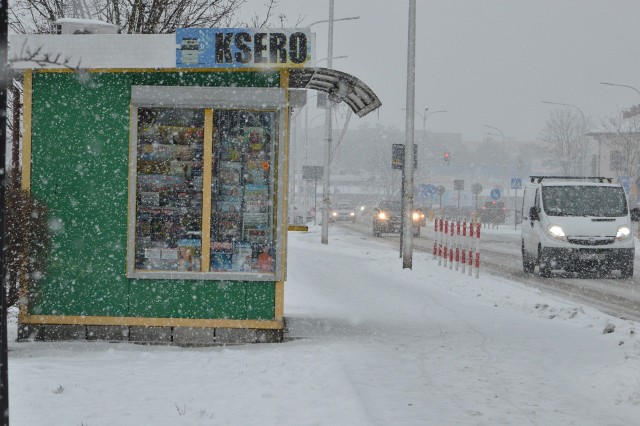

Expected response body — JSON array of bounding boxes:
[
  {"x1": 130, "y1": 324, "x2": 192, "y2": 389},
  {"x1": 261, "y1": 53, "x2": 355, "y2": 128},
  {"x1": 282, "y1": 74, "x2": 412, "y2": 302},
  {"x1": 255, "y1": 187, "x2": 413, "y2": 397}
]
[
  {"x1": 616, "y1": 225, "x2": 631, "y2": 241},
  {"x1": 547, "y1": 224, "x2": 567, "y2": 241},
  {"x1": 412, "y1": 212, "x2": 421, "y2": 221},
  {"x1": 378, "y1": 212, "x2": 388, "y2": 220},
  {"x1": 331, "y1": 211, "x2": 337, "y2": 217},
  {"x1": 350, "y1": 212, "x2": 355, "y2": 216}
]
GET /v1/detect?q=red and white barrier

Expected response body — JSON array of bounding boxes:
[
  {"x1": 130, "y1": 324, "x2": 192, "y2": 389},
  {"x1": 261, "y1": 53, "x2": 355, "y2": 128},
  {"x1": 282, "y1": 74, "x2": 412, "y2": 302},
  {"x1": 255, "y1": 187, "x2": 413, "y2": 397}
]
[{"x1": 433, "y1": 217, "x2": 481, "y2": 278}]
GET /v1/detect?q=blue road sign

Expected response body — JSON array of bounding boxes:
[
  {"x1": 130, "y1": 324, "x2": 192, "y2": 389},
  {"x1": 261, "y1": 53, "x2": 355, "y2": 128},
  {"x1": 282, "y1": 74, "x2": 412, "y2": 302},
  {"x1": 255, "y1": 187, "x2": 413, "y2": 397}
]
[
  {"x1": 419, "y1": 184, "x2": 437, "y2": 198},
  {"x1": 490, "y1": 188, "x2": 501, "y2": 200},
  {"x1": 510, "y1": 178, "x2": 522, "y2": 190}
]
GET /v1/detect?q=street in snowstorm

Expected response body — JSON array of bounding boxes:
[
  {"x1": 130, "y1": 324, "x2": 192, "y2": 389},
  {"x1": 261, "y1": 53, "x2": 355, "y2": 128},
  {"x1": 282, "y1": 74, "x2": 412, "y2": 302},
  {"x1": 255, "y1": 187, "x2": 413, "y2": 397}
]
[
  {"x1": 6, "y1": 224, "x2": 640, "y2": 425},
  {"x1": 5, "y1": 1, "x2": 640, "y2": 426}
]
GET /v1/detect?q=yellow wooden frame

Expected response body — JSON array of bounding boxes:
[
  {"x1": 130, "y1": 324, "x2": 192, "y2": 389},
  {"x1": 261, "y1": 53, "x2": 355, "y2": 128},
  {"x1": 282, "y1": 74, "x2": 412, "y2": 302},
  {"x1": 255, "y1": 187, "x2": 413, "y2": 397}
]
[{"x1": 18, "y1": 67, "x2": 291, "y2": 330}]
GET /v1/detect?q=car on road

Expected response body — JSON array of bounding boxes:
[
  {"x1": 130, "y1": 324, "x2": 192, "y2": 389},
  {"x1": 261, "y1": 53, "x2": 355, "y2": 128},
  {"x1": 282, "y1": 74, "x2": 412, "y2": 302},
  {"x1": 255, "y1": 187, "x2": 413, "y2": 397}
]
[
  {"x1": 372, "y1": 200, "x2": 421, "y2": 237},
  {"x1": 329, "y1": 201, "x2": 356, "y2": 223},
  {"x1": 479, "y1": 200, "x2": 507, "y2": 224}
]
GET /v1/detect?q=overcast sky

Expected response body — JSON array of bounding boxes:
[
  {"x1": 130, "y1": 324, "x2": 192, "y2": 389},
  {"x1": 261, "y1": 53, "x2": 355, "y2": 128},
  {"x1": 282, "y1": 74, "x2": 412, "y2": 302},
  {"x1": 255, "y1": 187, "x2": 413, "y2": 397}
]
[{"x1": 242, "y1": 0, "x2": 640, "y2": 142}]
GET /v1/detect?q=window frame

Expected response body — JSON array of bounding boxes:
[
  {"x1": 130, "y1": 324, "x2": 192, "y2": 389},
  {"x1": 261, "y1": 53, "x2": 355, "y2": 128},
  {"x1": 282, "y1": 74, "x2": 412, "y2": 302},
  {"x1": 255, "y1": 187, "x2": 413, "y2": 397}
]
[{"x1": 127, "y1": 85, "x2": 287, "y2": 281}]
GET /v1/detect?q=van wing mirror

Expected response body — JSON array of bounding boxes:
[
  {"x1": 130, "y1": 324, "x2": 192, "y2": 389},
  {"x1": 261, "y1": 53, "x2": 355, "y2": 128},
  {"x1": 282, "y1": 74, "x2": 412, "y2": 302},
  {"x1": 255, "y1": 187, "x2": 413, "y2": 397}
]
[
  {"x1": 529, "y1": 206, "x2": 539, "y2": 221},
  {"x1": 631, "y1": 207, "x2": 640, "y2": 222}
]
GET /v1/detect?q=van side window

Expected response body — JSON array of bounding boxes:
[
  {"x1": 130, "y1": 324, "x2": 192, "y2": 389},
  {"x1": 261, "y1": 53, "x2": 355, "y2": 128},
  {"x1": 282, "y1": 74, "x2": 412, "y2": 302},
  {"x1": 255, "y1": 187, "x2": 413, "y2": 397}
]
[{"x1": 534, "y1": 189, "x2": 540, "y2": 212}]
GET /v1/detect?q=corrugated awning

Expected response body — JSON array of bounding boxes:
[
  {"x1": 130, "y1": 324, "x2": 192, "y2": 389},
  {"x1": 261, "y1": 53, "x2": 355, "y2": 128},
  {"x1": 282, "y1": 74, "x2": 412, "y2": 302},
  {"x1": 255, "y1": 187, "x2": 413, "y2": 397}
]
[{"x1": 289, "y1": 67, "x2": 382, "y2": 118}]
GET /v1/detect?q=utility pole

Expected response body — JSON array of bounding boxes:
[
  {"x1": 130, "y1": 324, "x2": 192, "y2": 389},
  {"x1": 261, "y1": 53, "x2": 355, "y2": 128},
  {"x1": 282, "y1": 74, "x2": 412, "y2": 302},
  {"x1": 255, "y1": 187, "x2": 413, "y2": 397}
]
[
  {"x1": 321, "y1": 0, "x2": 335, "y2": 244},
  {"x1": 402, "y1": 0, "x2": 416, "y2": 269}
]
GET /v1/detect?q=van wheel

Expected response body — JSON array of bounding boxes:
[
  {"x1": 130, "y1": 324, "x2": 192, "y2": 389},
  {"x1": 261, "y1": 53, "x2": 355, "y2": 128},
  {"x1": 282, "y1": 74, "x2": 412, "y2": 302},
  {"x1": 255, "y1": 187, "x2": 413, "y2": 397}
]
[
  {"x1": 522, "y1": 242, "x2": 535, "y2": 273},
  {"x1": 538, "y1": 247, "x2": 552, "y2": 278}
]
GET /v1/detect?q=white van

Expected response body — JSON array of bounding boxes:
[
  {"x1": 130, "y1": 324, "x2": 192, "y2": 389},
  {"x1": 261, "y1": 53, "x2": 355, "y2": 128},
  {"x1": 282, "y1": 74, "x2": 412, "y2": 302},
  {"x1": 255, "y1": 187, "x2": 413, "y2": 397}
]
[{"x1": 521, "y1": 176, "x2": 640, "y2": 277}]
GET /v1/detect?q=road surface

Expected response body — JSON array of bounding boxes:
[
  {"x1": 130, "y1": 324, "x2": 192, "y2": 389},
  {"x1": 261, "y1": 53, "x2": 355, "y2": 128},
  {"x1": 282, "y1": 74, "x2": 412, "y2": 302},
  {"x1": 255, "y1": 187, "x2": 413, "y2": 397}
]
[{"x1": 336, "y1": 216, "x2": 640, "y2": 321}]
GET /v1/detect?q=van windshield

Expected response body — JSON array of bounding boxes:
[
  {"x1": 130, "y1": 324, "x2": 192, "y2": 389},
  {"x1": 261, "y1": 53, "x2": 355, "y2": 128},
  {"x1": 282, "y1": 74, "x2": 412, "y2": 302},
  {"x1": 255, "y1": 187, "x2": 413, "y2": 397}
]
[{"x1": 541, "y1": 185, "x2": 628, "y2": 217}]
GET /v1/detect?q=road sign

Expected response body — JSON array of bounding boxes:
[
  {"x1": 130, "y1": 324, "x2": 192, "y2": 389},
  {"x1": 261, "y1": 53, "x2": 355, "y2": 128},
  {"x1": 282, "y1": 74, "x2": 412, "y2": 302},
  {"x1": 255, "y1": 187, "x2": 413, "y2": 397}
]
[
  {"x1": 510, "y1": 178, "x2": 522, "y2": 190},
  {"x1": 490, "y1": 188, "x2": 501, "y2": 200},
  {"x1": 454, "y1": 179, "x2": 464, "y2": 191},
  {"x1": 471, "y1": 183, "x2": 482, "y2": 195},
  {"x1": 419, "y1": 184, "x2": 437, "y2": 198},
  {"x1": 437, "y1": 185, "x2": 446, "y2": 196},
  {"x1": 391, "y1": 144, "x2": 418, "y2": 170},
  {"x1": 302, "y1": 165, "x2": 323, "y2": 180}
]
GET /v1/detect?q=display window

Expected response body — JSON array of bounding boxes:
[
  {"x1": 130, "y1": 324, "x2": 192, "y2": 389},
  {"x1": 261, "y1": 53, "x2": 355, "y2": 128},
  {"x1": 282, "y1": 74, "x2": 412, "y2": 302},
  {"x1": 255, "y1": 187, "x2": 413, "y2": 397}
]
[
  {"x1": 135, "y1": 108, "x2": 205, "y2": 272},
  {"x1": 210, "y1": 110, "x2": 276, "y2": 273},
  {"x1": 127, "y1": 86, "x2": 286, "y2": 281}
]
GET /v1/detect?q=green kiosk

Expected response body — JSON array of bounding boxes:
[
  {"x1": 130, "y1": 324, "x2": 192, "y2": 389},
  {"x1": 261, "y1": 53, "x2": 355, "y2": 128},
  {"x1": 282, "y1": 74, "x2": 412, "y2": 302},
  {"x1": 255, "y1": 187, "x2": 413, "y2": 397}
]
[{"x1": 9, "y1": 26, "x2": 381, "y2": 344}]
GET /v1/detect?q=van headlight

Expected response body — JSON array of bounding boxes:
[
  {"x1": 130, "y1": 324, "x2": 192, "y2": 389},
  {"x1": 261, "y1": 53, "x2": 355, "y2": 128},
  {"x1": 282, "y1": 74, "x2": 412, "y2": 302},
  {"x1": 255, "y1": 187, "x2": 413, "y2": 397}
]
[
  {"x1": 547, "y1": 224, "x2": 567, "y2": 241},
  {"x1": 412, "y1": 212, "x2": 421, "y2": 221},
  {"x1": 378, "y1": 212, "x2": 388, "y2": 220},
  {"x1": 616, "y1": 225, "x2": 631, "y2": 241}
]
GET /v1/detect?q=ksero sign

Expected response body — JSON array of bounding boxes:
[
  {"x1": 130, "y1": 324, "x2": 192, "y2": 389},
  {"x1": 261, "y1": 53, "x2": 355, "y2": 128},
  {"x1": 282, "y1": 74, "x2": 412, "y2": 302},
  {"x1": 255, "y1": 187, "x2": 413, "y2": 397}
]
[{"x1": 176, "y1": 28, "x2": 313, "y2": 68}]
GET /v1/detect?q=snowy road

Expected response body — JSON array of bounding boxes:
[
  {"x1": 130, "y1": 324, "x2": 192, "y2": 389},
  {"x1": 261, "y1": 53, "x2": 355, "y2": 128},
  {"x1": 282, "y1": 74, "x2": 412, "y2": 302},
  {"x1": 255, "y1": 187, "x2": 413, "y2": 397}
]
[{"x1": 339, "y1": 218, "x2": 640, "y2": 321}]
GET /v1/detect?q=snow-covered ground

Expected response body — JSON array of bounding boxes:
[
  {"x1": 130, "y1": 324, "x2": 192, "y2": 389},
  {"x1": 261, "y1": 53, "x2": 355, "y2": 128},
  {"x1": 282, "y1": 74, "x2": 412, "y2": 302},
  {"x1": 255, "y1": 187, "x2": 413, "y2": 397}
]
[{"x1": 6, "y1": 225, "x2": 640, "y2": 425}]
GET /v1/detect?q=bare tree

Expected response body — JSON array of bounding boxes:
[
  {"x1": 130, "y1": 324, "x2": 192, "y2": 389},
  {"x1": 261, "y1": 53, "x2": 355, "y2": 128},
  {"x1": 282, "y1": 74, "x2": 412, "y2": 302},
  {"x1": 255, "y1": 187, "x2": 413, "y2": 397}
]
[
  {"x1": 540, "y1": 108, "x2": 591, "y2": 175},
  {"x1": 9, "y1": 0, "x2": 280, "y2": 34},
  {"x1": 367, "y1": 143, "x2": 401, "y2": 200},
  {"x1": 599, "y1": 112, "x2": 640, "y2": 184}
]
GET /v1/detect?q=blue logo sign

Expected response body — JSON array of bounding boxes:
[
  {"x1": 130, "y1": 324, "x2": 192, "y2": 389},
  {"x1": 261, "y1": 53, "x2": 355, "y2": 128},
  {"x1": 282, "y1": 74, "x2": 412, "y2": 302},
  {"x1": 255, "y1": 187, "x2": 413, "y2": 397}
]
[
  {"x1": 419, "y1": 184, "x2": 437, "y2": 198},
  {"x1": 510, "y1": 178, "x2": 522, "y2": 190},
  {"x1": 490, "y1": 188, "x2": 501, "y2": 200},
  {"x1": 176, "y1": 28, "x2": 312, "y2": 68}
]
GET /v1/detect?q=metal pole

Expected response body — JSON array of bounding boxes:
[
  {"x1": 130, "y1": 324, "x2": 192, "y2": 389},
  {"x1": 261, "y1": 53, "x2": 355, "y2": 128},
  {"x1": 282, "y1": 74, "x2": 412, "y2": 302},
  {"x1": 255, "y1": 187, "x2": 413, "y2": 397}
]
[
  {"x1": 1, "y1": 0, "x2": 10, "y2": 422},
  {"x1": 314, "y1": 179, "x2": 318, "y2": 226},
  {"x1": 321, "y1": 0, "x2": 334, "y2": 244},
  {"x1": 399, "y1": 171, "x2": 404, "y2": 258},
  {"x1": 514, "y1": 188, "x2": 518, "y2": 231},
  {"x1": 402, "y1": 0, "x2": 416, "y2": 269}
]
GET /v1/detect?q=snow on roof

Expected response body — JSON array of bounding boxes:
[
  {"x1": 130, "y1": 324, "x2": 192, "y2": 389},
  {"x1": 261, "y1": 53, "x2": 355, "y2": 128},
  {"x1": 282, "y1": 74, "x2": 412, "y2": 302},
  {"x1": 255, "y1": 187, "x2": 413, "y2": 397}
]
[
  {"x1": 55, "y1": 18, "x2": 118, "y2": 27},
  {"x1": 9, "y1": 34, "x2": 175, "y2": 69}
]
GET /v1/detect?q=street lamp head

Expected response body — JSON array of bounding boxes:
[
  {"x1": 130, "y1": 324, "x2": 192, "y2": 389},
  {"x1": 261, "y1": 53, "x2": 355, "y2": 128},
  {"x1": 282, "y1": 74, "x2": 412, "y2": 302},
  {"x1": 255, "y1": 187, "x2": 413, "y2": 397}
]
[
  {"x1": 307, "y1": 16, "x2": 360, "y2": 28},
  {"x1": 600, "y1": 82, "x2": 640, "y2": 97}
]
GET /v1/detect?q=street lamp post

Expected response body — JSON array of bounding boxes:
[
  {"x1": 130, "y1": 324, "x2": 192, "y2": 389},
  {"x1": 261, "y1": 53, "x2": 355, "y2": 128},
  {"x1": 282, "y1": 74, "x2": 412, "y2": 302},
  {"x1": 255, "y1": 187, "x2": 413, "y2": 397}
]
[
  {"x1": 320, "y1": 0, "x2": 336, "y2": 244},
  {"x1": 318, "y1": 4, "x2": 360, "y2": 245},
  {"x1": 483, "y1": 123, "x2": 510, "y2": 202},
  {"x1": 406, "y1": 108, "x2": 446, "y2": 184},
  {"x1": 304, "y1": 110, "x2": 326, "y2": 225},
  {"x1": 402, "y1": 0, "x2": 417, "y2": 268},
  {"x1": 413, "y1": 108, "x2": 447, "y2": 136}
]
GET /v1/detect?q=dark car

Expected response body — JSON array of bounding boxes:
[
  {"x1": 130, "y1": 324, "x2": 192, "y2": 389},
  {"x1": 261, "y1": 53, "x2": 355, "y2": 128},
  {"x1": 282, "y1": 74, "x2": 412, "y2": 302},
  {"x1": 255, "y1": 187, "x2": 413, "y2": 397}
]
[
  {"x1": 479, "y1": 200, "x2": 507, "y2": 224},
  {"x1": 372, "y1": 200, "x2": 421, "y2": 237}
]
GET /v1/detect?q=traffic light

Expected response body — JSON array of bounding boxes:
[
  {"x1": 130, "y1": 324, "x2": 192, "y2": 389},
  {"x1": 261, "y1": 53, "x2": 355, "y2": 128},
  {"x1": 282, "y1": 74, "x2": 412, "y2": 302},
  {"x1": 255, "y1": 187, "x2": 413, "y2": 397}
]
[{"x1": 444, "y1": 152, "x2": 450, "y2": 164}]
